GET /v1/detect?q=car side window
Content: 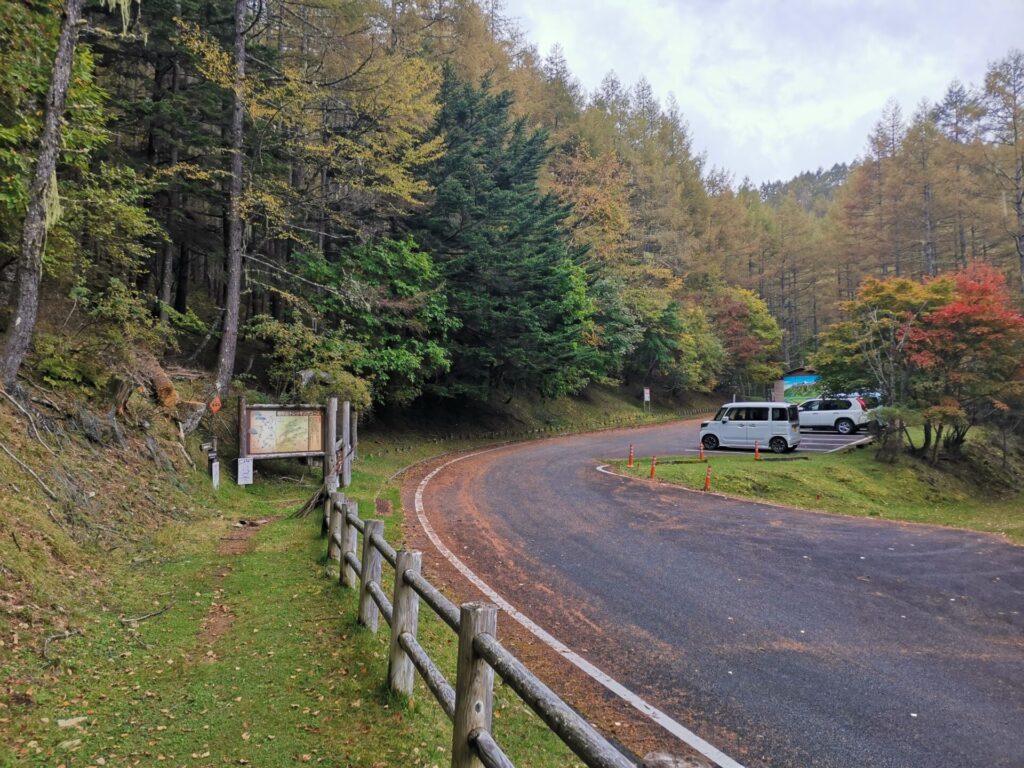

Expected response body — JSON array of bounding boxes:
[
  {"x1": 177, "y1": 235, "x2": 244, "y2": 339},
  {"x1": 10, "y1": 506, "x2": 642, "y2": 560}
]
[
  {"x1": 726, "y1": 407, "x2": 744, "y2": 420},
  {"x1": 748, "y1": 407, "x2": 769, "y2": 421},
  {"x1": 802, "y1": 401, "x2": 820, "y2": 411},
  {"x1": 772, "y1": 407, "x2": 787, "y2": 421},
  {"x1": 836, "y1": 400, "x2": 852, "y2": 410}
]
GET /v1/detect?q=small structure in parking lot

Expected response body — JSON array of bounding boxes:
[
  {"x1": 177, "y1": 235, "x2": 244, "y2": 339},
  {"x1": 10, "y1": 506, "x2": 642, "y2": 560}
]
[{"x1": 778, "y1": 366, "x2": 821, "y2": 402}]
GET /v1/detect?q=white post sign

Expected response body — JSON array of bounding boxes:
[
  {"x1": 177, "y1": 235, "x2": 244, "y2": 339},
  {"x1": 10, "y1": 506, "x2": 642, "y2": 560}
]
[
  {"x1": 211, "y1": 460, "x2": 220, "y2": 490},
  {"x1": 643, "y1": 387, "x2": 651, "y2": 402},
  {"x1": 237, "y1": 457, "x2": 253, "y2": 486}
]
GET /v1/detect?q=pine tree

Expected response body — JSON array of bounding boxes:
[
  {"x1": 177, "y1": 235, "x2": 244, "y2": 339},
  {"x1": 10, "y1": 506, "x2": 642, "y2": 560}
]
[{"x1": 414, "y1": 68, "x2": 599, "y2": 399}]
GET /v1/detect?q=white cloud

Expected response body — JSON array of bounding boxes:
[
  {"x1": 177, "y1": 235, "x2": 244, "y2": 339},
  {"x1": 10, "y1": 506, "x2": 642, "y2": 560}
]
[{"x1": 503, "y1": 0, "x2": 1024, "y2": 182}]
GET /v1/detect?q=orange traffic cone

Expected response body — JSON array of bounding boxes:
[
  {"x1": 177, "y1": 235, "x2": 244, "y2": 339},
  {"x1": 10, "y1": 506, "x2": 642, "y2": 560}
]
[
  {"x1": 650, "y1": 455, "x2": 657, "y2": 478},
  {"x1": 699, "y1": 442, "x2": 705, "y2": 462},
  {"x1": 703, "y1": 465, "x2": 712, "y2": 492},
  {"x1": 754, "y1": 440, "x2": 761, "y2": 461},
  {"x1": 628, "y1": 443, "x2": 634, "y2": 468}
]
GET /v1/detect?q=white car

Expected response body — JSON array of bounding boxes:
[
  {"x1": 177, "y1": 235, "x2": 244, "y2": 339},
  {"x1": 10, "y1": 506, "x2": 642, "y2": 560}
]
[
  {"x1": 700, "y1": 402, "x2": 801, "y2": 453},
  {"x1": 797, "y1": 397, "x2": 872, "y2": 435}
]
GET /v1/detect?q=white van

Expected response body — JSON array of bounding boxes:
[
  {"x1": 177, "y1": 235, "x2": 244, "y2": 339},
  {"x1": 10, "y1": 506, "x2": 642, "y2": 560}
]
[{"x1": 699, "y1": 402, "x2": 801, "y2": 453}]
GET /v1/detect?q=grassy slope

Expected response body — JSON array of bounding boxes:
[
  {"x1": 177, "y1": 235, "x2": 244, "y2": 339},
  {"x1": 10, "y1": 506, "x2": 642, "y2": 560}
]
[
  {"x1": 2, "y1": 383, "x2": 700, "y2": 767},
  {"x1": 611, "y1": 434, "x2": 1024, "y2": 544}
]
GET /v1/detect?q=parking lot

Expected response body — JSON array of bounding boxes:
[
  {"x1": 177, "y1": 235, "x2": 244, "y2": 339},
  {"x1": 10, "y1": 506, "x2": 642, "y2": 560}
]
[
  {"x1": 794, "y1": 428, "x2": 873, "y2": 453},
  {"x1": 674, "y1": 427, "x2": 872, "y2": 456}
]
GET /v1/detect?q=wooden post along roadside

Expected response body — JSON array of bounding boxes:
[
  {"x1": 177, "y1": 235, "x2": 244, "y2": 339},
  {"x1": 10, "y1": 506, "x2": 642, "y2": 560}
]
[
  {"x1": 327, "y1": 491, "x2": 343, "y2": 565},
  {"x1": 340, "y1": 499, "x2": 359, "y2": 588},
  {"x1": 341, "y1": 400, "x2": 352, "y2": 487},
  {"x1": 359, "y1": 519, "x2": 385, "y2": 631},
  {"x1": 388, "y1": 550, "x2": 423, "y2": 696},
  {"x1": 323, "y1": 396, "x2": 339, "y2": 532},
  {"x1": 452, "y1": 603, "x2": 498, "y2": 768}
]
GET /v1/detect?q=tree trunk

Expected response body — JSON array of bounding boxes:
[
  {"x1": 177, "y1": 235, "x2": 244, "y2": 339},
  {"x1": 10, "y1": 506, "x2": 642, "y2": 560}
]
[
  {"x1": 923, "y1": 183, "x2": 937, "y2": 277},
  {"x1": 173, "y1": 242, "x2": 189, "y2": 313},
  {"x1": 1015, "y1": 154, "x2": 1024, "y2": 294},
  {"x1": 137, "y1": 348, "x2": 178, "y2": 408},
  {"x1": 212, "y1": 0, "x2": 247, "y2": 398},
  {"x1": 919, "y1": 421, "x2": 932, "y2": 457},
  {"x1": 158, "y1": 242, "x2": 174, "y2": 322},
  {"x1": 158, "y1": 18, "x2": 182, "y2": 325},
  {"x1": 0, "y1": 0, "x2": 84, "y2": 388}
]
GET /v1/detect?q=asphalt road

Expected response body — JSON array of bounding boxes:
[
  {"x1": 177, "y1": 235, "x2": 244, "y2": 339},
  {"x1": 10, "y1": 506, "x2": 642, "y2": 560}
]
[{"x1": 416, "y1": 419, "x2": 1024, "y2": 768}]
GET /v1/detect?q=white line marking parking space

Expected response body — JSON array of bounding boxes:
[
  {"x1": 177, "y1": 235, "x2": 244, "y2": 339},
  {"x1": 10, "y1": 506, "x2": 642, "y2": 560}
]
[{"x1": 415, "y1": 450, "x2": 746, "y2": 768}]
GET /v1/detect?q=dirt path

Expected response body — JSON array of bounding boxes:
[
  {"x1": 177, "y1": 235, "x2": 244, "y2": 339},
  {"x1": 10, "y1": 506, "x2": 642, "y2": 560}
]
[{"x1": 196, "y1": 518, "x2": 273, "y2": 652}]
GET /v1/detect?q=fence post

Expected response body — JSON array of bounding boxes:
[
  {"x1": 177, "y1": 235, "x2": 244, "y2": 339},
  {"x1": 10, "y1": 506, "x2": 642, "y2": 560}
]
[
  {"x1": 340, "y1": 499, "x2": 358, "y2": 588},
  {"x1": 388, "y1": 550, "x2": 422, "y2": 696},
  {"x1": 341, "y1": 400, "x2": 352, "y2": 488},
  {"x1": 358, "y1": 519, "x2": 384, "y2": 631},
  {"x1": 323, "y1": 397, "x2": 338, "y2": 533},
  {"x1": 351, "y1": 409, "x2": 358, "y2": 462},
  {"x1": 327, "y1": 491, "x2": 342, "y2": 564},
  {"x1": 452, "y1": 603, "x2": 497, "y2": 768}
]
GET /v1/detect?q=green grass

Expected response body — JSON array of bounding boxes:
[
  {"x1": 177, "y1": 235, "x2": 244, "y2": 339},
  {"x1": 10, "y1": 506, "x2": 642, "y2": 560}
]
[
  {"x1": 611, "y1": 439, "x2": 1024, "y2": 544},
  {"x1": 2, "y1": 448, "x2": 587, "y2": 768}
]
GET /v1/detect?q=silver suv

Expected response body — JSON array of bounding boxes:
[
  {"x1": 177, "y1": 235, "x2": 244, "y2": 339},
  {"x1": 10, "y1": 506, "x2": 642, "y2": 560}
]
[{"x1": 797, "y1": 397, "x2": 872, "y2": 435}]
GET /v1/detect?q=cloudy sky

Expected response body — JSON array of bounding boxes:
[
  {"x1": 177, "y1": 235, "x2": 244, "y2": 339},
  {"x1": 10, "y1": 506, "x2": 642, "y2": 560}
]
[{"x1": 501, "y1": 0, "x2": 1024, "y2": 184}]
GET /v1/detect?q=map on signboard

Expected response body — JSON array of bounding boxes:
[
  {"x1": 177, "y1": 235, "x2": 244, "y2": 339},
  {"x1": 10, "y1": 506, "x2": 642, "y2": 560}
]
[{"x1": 248, "y1": 409, "x2": 323, "y2": 455}]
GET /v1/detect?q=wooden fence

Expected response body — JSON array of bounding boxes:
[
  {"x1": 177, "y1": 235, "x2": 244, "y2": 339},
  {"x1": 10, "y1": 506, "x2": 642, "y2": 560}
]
[{"x1": 323, "y1": 492, "x2": 637, "y2": 768}]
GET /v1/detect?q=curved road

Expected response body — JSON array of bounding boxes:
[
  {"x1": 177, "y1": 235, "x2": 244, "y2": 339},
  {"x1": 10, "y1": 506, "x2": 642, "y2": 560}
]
[{"x1": 414, "y1": 419, "x2": 1024, "y2": 768}]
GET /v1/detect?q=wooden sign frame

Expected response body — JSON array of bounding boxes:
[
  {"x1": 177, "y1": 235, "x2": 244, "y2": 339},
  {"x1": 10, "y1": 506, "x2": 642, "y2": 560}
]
[
  {"x1": 238, "y1": 400, "x2": 326, "y2": 460},
  {"x1": 237, "y1": 397, "x2": 356, "y2": 492}
]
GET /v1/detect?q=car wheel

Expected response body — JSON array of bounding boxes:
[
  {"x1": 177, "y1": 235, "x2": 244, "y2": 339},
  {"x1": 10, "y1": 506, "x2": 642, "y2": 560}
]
[
  {"x1": 835, "y1": 418, "x2": 855, "y2": 435},
  {"x1": 701, "y1": 434, "x2": 719, "y2": 450},
  {"x1": 769, "y1": 436, "x2": 787, "y2": 454}
]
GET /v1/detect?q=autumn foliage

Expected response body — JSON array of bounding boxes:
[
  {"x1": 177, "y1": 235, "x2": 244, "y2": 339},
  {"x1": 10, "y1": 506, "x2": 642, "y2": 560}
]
[{"x1": 815, "y1": 264, "x2": 1024, "y2": 461}]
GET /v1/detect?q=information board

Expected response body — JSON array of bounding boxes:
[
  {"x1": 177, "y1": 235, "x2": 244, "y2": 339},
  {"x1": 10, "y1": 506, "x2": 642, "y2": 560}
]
[{"x1": 245, "y1": 408, "x2": 323, "y2": 457}]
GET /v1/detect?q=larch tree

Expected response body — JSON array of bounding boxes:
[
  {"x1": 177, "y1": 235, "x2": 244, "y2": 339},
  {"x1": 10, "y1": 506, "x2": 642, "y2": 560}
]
[
  {"x1": 979, "y1": 49, "x2": 1024, "y2": 294},
  {"x1": 211, "y1": 0, "x2": 248, "y2": 400},
  {"x1": 0, "y1": 0, "x2": 85, "y2": 388}
]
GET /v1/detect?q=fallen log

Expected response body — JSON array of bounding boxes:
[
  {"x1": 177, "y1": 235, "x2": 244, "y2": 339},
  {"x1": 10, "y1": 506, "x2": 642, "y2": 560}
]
[{"x1": 136, "y1": 349, "x2": 178, "y2": 408}]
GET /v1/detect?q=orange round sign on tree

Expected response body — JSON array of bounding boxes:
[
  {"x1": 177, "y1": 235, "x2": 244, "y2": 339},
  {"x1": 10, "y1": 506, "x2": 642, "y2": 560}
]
[{"x1": 209, "y1": 396, "x2": 222, "y2": 414}]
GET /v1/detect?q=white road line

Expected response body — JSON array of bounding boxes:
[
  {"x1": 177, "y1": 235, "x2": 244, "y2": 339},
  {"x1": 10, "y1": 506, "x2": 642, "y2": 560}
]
[
  {"x1": 415, "y1": 450, "x2": 746, "y2": 768},
  {"x1": 826, "y1": 436, "x2": 874, "y2": 453}
]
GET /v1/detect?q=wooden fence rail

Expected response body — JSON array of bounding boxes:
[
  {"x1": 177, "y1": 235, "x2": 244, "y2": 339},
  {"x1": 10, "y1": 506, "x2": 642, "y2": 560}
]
[{"x1": 324, "y1": 493, "x2": 637, "y2": 768}]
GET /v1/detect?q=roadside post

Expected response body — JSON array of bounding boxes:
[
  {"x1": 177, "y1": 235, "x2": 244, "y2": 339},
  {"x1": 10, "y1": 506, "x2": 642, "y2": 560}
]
[
  {"x1": 202, "y1": 437, "x2": 219, "y2": 490},
  {"x1": 704, "y1": 465, "x2": 712, "y2": 492},
  {"x1": 628, "y1": 443, "x2": 634, "y2": 468},
  {"x1": 650, "y1": 455, "x2": 657, "y2": 478}
]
